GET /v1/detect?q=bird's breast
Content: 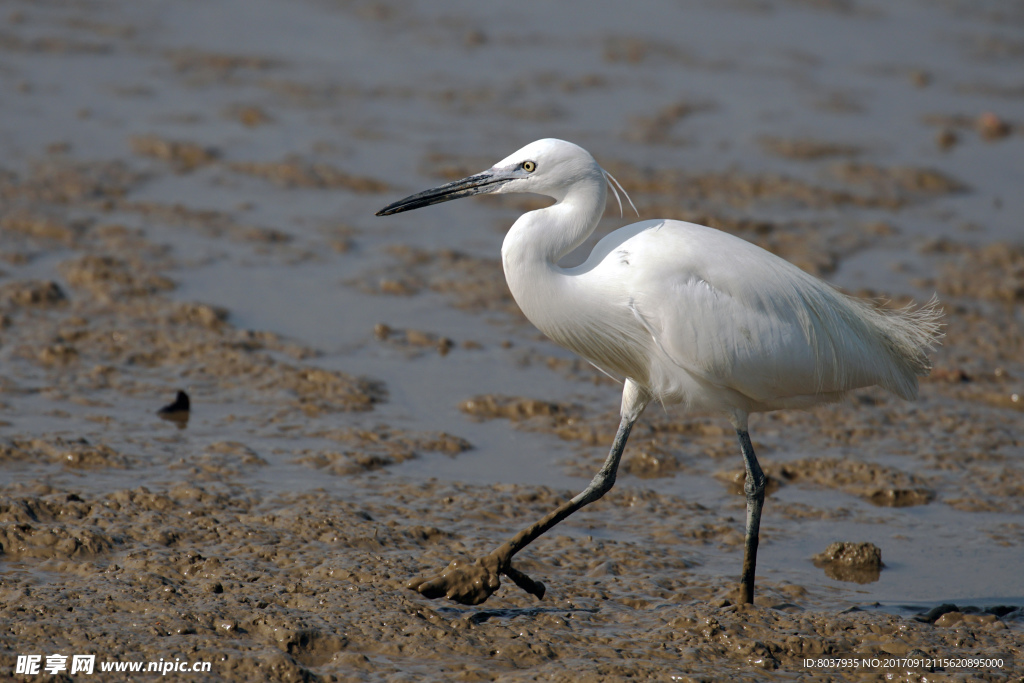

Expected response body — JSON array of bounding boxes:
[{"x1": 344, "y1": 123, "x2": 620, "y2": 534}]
[{"x1": 507, "y1": 263, "x2": 653, "y2": 385}]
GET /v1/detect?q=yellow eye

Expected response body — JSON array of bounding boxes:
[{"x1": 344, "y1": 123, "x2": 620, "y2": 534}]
[{"x1": 522, "y1": 161, "x2": 536, "y2": 173}]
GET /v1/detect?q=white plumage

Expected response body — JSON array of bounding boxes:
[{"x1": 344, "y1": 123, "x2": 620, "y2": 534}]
[
  {"x1": 496, "y1": 139, "x2": 939, "y2": 425},
  {"x1": 377, "y1": 138, "x2": 942, "y2": 606}
]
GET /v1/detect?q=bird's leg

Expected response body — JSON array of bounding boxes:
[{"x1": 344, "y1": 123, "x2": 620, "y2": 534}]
[
  {"x1": 736, "y1": 429, "x2": 766, "y2": 605},
  {"x1": 407, "y1": 414, "x2": 637, "y2": 605}
]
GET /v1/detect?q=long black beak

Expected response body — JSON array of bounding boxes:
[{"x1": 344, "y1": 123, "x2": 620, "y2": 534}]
[{"x1": 375, "y1": 170, "x2": 511, "y2": 216}]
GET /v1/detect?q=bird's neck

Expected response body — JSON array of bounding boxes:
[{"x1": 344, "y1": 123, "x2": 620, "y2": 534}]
[
  {"x1": 501, "y1": 178, "x2": 605, "y2": 269},
  {"x1": 500, "y1": 177, "x2": 605, "y2": 326}
]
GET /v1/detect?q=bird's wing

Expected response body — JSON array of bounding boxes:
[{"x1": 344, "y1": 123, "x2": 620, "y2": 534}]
[{"x1": 617, "y1": 221, "x2": 868, "y2": 404}]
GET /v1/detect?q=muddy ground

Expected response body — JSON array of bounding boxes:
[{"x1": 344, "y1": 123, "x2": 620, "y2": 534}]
[{"x1": 1, "y1": 0, "x2": 1023, "y2": 681}]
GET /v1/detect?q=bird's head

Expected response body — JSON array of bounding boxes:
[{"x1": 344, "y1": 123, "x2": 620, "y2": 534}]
[{"x1": 375, "y1": 139, "x2": 635, "y2": 216}]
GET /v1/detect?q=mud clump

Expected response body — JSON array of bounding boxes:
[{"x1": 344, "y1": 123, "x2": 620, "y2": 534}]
[
  {"x1": 915, "y1": 603, "x2": 1020, "y2": 625},
  {"x1": 830, "y1": 162, "x2": 968, "y2": 198},
  {"x1": 923, "y1": 239, "x2": 1024, "y2": 304},
  {"x1": 373, "y1": 323, "x2": 455, "y2": 356},
  {"x1": 164, "y1": 48, "x2": 280, "y2": 81},
  {"x1": 774, "y1": 457, "x2": 935, "y2": 507},
  {"x1": 621, "y1": 445, "x2": 684, "y2": 479},
  {"x1": 57, "y1": 438, "x2": 131, "y2": 469},
  {"x1": 61, "y1": 253, "x2": 176, "y2": 299},
  {"x1": 0, "y1": 491, "x2": 116, "y2": 559},
  {"x1": 275, "y1": 367, "x2": 386, "y2": 416},
  {"x1": 760, "y1": 137, "x2": 862, "y2": 161},
  {"x1": 602, "y1": 35, "x2": 694, "y2": 65},
  {"x1": 866, "y1": 488, "x2": 934, "y2": 507},
  {"x1": 130, "y1": 134, "x2": 219, "y2": 172},
  {"x1": 227, "y1": 157, "x2": 390, "y2": 193},
  {"x1": 813, "y1": 541, "x2": 883, "y2": 584},
  {"x1": 224, "y1": 104, "x2": 273, "y2": 127},
  {"x1": 976, "y1": 111, "x2": 1013, "y2": 141},
  {"x1": 936, "y1": 127, "x2": 959, "y2": 150},
  {"x1": 0, "y1": 523, "x2": 114, "y2": 560},
  {"x1": 0, "y1": 279, "x2": 66, "y2": 307},
  {"x1": 459, "y1": 394, "x2": 581, "y2": 429},
  {"x1": 1, "y1": 209, "x2": 84, "y2": 244},
  {"x1": 2, "y1": 437, "x2": 132, "y2": 470},
  {"x1": 0, "y1": 159, "x2": 142, "y2": 205},
  {"x1": 295, "y1": 425, "x2": 471, "y2": 474},
  {"x1": 460, "y1": 394, "x2": 568, "y2": 420}
]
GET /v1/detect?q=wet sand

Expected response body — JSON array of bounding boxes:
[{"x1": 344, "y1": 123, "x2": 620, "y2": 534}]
[{"x1": 1, "y1": 0, "x2": 1023, "y2": 680}]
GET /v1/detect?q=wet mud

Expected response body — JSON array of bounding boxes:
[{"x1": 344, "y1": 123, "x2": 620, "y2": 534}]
[
  {"x1": 812, "y1": 542, "x2": 884, "y2": 585},
  {"x1": 2, "y1": 0, "x2": 1024, "y2": 680}
]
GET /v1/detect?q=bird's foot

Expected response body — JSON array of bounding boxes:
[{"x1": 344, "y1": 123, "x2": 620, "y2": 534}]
[{"x1": 406, "y1": 552, "x2": 545, "y2": 605}]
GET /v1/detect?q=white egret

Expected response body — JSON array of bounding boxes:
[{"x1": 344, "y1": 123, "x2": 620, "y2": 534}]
[{"x1": 376, "y1": 138, "x2": 942, "y2": 606}]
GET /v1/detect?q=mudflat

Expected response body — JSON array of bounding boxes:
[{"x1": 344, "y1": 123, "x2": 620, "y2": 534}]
[{"x1": 1, "y1": 1, "x2": 1022, "y2": 680}]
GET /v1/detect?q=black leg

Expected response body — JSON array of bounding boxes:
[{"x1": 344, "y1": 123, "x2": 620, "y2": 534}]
[
  {"x1": 407, "y1": 414, "x2": 637, "y2": 605},
  {"x1": 736, "y1": 429, "x2": 766, "y2": 604}
]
